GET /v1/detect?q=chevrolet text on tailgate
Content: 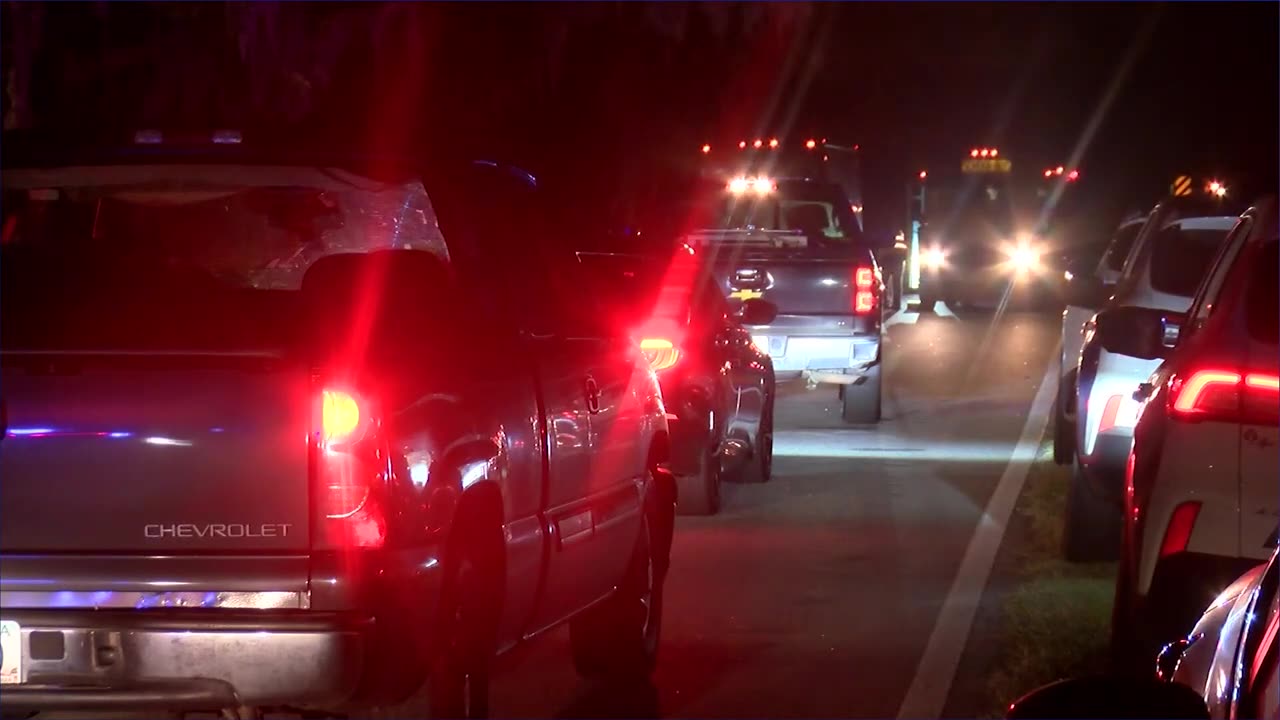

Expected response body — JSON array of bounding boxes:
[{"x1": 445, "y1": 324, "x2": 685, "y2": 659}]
[
  {"x1": 0, "y1": 133, "x2": 676, "y2": 718},
  {"x1": 668, "y1": 140, "x2": 885, "y2": 423}
]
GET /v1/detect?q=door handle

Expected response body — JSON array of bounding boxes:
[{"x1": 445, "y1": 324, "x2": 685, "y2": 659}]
[{"x1": 584, "y1": 376, "x2": 602, "y2": 414}]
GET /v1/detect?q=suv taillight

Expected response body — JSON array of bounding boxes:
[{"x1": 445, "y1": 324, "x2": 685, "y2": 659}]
[
  {"x1": 854, "y1": 266, "x2": 878, "y2": 314},
  {"x1": 1168, "y1": 369, "x2": 1280, "y2": 424},
  {"x1": 313, "y1": 387, "x2": 388, "y2": 549}
]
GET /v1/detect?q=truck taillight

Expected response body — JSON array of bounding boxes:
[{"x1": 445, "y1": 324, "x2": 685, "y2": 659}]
[
  {"x1": 640, "y1": 337, "x2": 681, "y2": 372},
  {"x1": 854, "y1": 266, "x2": 877, "y2": 314},
  {"x1": 314, "y1": 387, "x2": 387, "y2": 548},
  {"x1": 1168, "y1": 369, "x2": 1280, "y2": 424}
]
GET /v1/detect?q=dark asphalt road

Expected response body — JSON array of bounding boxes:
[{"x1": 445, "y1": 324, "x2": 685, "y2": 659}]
[{"x1": 491, "y1": 299, "x2": 1062, "y2": 719}]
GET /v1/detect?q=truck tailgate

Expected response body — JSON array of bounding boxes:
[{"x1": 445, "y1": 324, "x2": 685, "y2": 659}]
[{"x1": 0, "y1": 353, "x2": 311, "y2": 553}]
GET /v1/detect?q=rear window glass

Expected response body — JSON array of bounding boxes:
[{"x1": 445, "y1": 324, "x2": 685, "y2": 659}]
[
  {"x1": 1247, "y1": 239, "x2": 1279, "y2": 345},
  {"x1": 1, "y1": 165, "x2": 447, "y2": 350},
  {"x1": 1103, "y1": 223, "x2": 1142, "y2": 272},
  {"x1": 1148, "y1": 226, "x2": 1232, "y2": 297},
  {"x1": 578, "y1": 253, "x2": 724, "y2": 332}
]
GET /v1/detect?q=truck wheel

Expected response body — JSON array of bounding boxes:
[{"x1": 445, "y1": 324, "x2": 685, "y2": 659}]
[
  {"x1": 570, "y1": 511, "x2": 662, "y2": 680},
  {"x1": 740, "y1": 396, "x2": 774, "y2": 484},
  {"x1": 352, "y1": 527, "x2": 500, "y2": 719},
  {"x1": 1062, "y1": 460, "x2": 1120, "y2": 563},
  {"x1": 1053, "y1": 370, "x2": 1077, "y2": 465},
  {"x1": 841, "y1": 366, "x2": 882, "y2": 424},
  {"x1": 919, "y1": 294, "x2": 938, "y2": 312},
  {"x1": 676, "y1": 447, "x2": 720, "y2": 516}
]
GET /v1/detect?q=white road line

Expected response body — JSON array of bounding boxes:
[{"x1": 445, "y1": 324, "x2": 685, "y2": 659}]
[{"x1": 895, "y1": 354, "x2": 1059, "y2": 719}]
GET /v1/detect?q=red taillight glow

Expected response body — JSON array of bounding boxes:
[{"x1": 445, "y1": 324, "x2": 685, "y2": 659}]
[
  {"x1": 854, "y1": 267, "x2": 877, "y2": 314},
  {"x1": 806, "y1": 139, "x2": 817, "y2": 149},
  {"x1": 1245, "y1": 374, "x2": 1280, "y2": 392},
  {"x1": 701, "y1": 144, "x2": 711, "y2": 154},
  {"x1": 640, "y1": 338, "x2": 681, "y2": 372},
  {"x1": 1160, "y1": 501, "x2": 1201, "y2": 558},
  {"x1": 1168, "y1": 369, "x2": 1280, "y2": 423},
  {"x1": 322, "y1": 389, "x2": 362, "y2": 445},
  {"x1": 316, "y1": 387, "x2": 386, "y2": 548},
  {"x1": 1171, "y1": 370, "x2": 1242, "y2": 416}
]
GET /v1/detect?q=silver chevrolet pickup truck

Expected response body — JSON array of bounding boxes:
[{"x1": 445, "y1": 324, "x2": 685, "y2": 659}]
[{"x1": 0, "y1": 134, "x2": 675, "y2": 718}]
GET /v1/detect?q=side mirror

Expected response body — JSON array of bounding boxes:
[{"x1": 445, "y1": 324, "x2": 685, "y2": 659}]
[
  {"x1": 1007, "y1": 676, "x2": 1209, "y2": 719},
  {"x1": 1095, "y1": 306, "x2": 1186, "y2": 360},
  {"x1": 736, "y1": 298, "x2": 778, "y2": 326}
]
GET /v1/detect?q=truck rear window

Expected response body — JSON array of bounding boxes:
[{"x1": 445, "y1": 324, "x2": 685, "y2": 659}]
[
  {"x1": 1, "y1": 165, "x2": 447, "y2": 350},
  {"x1": 1148, "y1": 226, "x2": 1232, "y2": 297}
]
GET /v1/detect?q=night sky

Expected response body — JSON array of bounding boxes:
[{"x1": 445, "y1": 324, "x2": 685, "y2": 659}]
[{"x1": 4, "y1": 1, "x2": 1276, "y2": 244}]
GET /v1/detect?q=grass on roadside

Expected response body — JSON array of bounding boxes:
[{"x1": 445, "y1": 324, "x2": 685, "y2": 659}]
[{"x1": 980, "y1": 443, "x2": 1117, "y2": 717}]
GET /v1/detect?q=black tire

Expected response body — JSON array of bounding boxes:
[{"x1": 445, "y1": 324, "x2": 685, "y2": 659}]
[
  {"x1": 1053, "y1": 370, "x2": 1076, "y2": 465},
  {"x1": 675, "y1": 446, "x2": 720, "y2": 516},
  {"x1": 352, "y1": 526, "x2": 501, "y2": 719},
  {"x1": 570, "y1": 511, "x2": 663, "y2": 680},
  {"x1": 841, "y1": 365, "x2": 882, "y2": 424},
  {"x1": 740, "y1": 394, "x2": 774, "y2": 484},
  {"x1": 1062, "y1": 459, "x2": 1121, "y2": 563},
  {"x1": 919, "y1": 294, "x2": 938, "y2": 312}
]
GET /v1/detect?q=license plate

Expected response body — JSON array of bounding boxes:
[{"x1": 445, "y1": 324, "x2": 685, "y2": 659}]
[
  {"x1": 752, "y1": 336, "x2": 787, "y2": 356},
  {"x1": 0, "y1": 620, "x2": 21, "y2": 685}
]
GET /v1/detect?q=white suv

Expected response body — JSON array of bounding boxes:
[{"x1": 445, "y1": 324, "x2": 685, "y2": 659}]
[
  {"x1": 1054, "y1": 215, "x2": 1145, "y2": 465},
  {"x1": 1102, "y1": 198, "x2": 1278, "y2": 665},
  {"x1": 1061, "y1": 208, "x2": 1237, "y2": 561}
]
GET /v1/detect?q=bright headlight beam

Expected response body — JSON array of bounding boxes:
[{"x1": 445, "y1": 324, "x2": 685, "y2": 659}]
[{"x1": 924, "y1": 246, "x2": 948, "y2": 270}]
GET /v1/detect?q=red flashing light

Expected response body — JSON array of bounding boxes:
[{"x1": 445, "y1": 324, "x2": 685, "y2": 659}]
[
  {"x1": 738, "y1": 140, "x2": 747, "y2": 149},
  {"x1": 805, "y1": 139, "x2": 817, "y2": 150},
  {"x1": 971, "y1": 149, "x2": 980, "y2": 158},
  {"x1": 1160, "y1": 502, "x2": 1202, "y2": 558},
  {"x1": 701, "y1": 144, "x2": 712, "y2": 154},
  {"x1": 753, "y1": 139, "x2": 764, "y2": 149},
  {"x1": 1067, "y1": 170, "x2": 1080, "y2": 181},
  {"x1": 769, "y1": 138, "x2": 779, "y2": 148},
  {"x1": 1044, "y1": 169, "x2": 1053, "y2": 178},
  {"x1": 980, "y1": 149, "x2": 990, "y2": 158},
  {"x1": 990, "y1": 148, "x2": 998, "y2": 157},
  {"x1": 1055, "y1": 166, "x2": 1065, "y2": 175},
  {"x1": 639, "y1": 337, "x2": 681, "y2": 372},
  {"x1": 919, "y1": 170, "x2": 928, "y2": 180}
]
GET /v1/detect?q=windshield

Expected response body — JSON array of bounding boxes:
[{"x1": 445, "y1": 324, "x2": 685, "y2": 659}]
[{"x1": 1, "y1": 165, "x2": 447, "y2": 349}]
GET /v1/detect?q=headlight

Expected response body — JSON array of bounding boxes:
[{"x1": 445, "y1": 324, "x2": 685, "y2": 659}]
[
  {"x1": 1010, "y1": 246, "x2": 1041, "y2": 271},
  {"x1": 924, "y1": 246, "x2": 948, "y2": 270}
]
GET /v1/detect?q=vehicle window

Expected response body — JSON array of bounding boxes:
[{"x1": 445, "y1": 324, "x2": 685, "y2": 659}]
[
  {"x1": 1184, "y1": 218, "x2": 1251, "y2": 339},
  {"x1": 1246, "y1": 239, "x2": 1279, "y2": 345},
  {"x1": 1147, "y1": 225, "x2": 1233, "y2": 297},
  {"x1": 648, "y1": 179, "x2": 865, "y2": 247},
  {"x1": 1, "y1": 166, "x2": 446, "y2": 350},
  {"x1": 1100, "y1": 222, "x2": 1142, "y2": 273}
]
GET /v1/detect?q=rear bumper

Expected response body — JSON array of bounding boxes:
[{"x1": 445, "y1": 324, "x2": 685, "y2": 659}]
[
  {"x1": 746, "y1": 332, "x2": 880, "y2": 377},
  {"x1": 0, "y1": 609, "x2": 370, "y2": 712}
]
